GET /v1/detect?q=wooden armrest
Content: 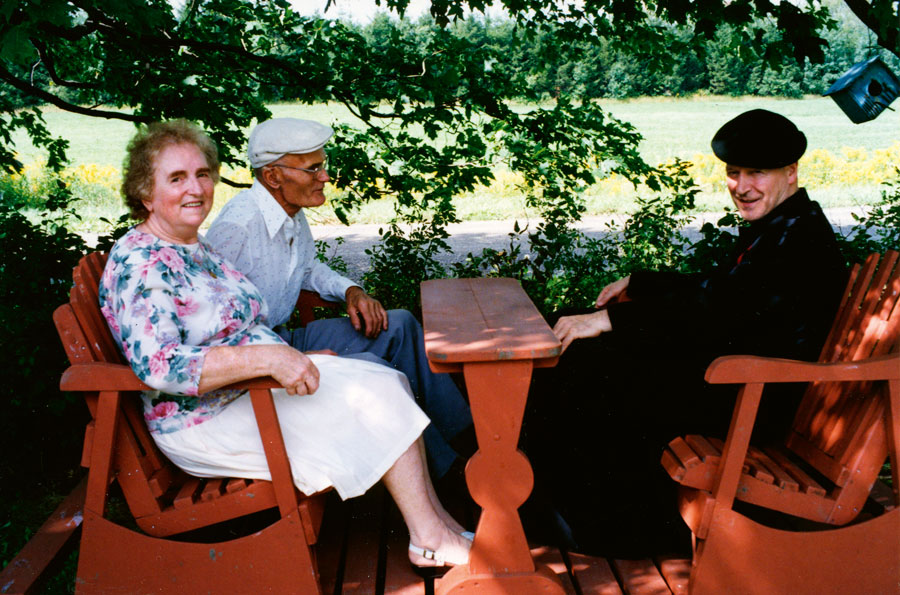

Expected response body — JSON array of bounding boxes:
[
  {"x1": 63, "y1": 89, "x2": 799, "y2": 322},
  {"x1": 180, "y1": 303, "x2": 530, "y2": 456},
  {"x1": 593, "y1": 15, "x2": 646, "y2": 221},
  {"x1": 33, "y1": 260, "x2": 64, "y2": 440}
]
[
  {"x1": 61, "y1": 362, "x2": 152, "y2": 391},
  {"x1": 699, "y1": 352, "x2": 900, "y2": 521},
  {"x1": 705, "y1": 353, "x2": 900, "y2": 385},
  {"x1": 67, "y1": 362, "x2": 300, "y2": 516},
  {"x1": 61, "y1": 362, "x2": 284, "y2": 392},
  {"x1": 297, "y1": 289, "x2": 342, "y2": 310}
]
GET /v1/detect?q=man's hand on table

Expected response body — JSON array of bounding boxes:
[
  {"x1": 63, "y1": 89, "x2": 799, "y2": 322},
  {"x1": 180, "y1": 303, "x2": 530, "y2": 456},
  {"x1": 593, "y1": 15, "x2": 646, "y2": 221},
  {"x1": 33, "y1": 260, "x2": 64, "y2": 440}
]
[
  {"x1": 553, "y1": 309, "x2": 612, "y2": 354},
  {"x1": 345, "y1": 286, "x2": 389, "y2": 339}
]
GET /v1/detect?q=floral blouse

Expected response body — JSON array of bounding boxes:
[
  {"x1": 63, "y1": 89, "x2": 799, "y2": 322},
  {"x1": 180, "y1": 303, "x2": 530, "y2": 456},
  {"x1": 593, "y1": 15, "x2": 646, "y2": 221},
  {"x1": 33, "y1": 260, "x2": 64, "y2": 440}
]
[{"x1": 99, "y1": 228, "x2": 286, "y2": 434}]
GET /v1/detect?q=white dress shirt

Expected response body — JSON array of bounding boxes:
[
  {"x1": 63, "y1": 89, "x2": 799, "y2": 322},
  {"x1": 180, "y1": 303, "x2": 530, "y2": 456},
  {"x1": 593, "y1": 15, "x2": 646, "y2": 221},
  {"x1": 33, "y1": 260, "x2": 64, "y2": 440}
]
[{"x1": 206, "y1": 180, "x2": 359, "y2": 327}]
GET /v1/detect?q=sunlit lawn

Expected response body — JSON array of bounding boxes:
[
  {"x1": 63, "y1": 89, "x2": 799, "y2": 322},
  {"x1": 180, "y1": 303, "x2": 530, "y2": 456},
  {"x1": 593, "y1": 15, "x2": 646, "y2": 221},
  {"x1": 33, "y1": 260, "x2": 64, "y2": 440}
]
[{"x1": 8, "y1": 95, "x2": 899, "y2": 234}]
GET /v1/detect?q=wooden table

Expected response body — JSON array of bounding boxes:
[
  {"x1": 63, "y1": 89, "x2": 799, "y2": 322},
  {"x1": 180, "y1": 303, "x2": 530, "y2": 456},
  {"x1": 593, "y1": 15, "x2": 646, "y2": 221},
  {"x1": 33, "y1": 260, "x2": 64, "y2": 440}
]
[{"x1": 421, "y1": 277, "x2": 564, "y2": 594}]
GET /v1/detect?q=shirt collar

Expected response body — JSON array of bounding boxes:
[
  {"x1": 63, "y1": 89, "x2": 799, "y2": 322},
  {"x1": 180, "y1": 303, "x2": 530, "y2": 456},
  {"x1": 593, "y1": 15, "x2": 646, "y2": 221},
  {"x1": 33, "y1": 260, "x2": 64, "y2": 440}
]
[{"x1": 250, "y1": 180, "x2": 294, "y2": 240}]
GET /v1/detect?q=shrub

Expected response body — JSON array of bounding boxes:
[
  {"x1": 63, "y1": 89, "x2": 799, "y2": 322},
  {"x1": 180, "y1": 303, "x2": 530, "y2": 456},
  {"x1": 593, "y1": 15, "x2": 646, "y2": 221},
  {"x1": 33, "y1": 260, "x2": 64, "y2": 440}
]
[
  {"x1": 0, "y1": 176, "x2": 90, "y2": 525},
  {"x1": 363, "y1": 221, "x2": 450, "y2": 316},
  {"x1": 835, "y1": 167, "x2": 900, "y2": 264},
  {"x1": 452, "y1": 160, "x2": 705, "y2": 313}
]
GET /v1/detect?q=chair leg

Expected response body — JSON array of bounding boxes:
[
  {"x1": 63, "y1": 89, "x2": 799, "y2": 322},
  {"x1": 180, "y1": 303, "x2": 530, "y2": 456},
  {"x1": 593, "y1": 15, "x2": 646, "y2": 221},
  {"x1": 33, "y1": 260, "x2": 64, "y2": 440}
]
[
  {"x1": 688, "y1": 506, "x2": 900, "y2": 595},
  {"x1": 76, "y1": 509, "x2": 321, "y2": 594}
]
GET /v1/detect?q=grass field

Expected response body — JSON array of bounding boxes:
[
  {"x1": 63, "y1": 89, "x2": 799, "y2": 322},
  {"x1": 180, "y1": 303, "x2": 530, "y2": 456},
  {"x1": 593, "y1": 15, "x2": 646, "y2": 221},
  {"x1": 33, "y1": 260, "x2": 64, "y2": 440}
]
[{"x1": 7, "y1": 95, "x2": 900, "y2": 231}]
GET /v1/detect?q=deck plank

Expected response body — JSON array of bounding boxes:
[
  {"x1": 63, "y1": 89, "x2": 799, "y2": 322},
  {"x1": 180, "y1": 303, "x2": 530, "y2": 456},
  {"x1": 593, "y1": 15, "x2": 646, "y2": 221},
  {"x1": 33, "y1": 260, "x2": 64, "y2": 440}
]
[
  {"x1": 613, "y1": 559, "x2": 671, "y2": 594},
  {"x1": 383, "y1": 505, "x2": 427, "y2": 595},
  {"x1": 339, "y1": 487, "x2": 387, "y2": 594},
  {"x1": 0, "y1": 477, "x2": 86, "y2": 595},
  {"x1": 316, "y1": 477, "x2": 687, "y2": 594},
  {"x1": 569, "y1": 552, "x2": 624, "y2": 595},
  {"x1": 316, "y1": 494, "x2": 349, "y2": 594},
  {"x1": 532, "y1": 545, "x2": 578, "y2": 593},
  {"x1": 657, "y1": 557, "x2": 690, "y2": 595}
]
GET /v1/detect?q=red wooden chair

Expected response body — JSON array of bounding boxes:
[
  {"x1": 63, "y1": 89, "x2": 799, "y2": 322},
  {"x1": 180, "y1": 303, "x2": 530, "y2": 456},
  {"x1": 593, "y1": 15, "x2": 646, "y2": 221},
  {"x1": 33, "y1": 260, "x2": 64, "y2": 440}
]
[
  {"x1": 54, "y1": 252, "x2": 334, "y2": 593},
  {"x1": 295, "y1": 288, "x2": 343, "y2": 325},
  {"x1": 661, "y1": 251, "x2": 900, "y2": 594}
]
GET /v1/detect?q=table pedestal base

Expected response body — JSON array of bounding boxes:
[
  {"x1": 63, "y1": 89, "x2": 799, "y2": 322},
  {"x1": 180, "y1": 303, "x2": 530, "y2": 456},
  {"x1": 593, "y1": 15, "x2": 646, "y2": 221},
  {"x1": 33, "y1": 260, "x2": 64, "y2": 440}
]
[
  {"x1": 421, "y1": 278, "x2": 564, "y2": 594},
  {"x1": 437, "y1": 564, "x2": 564, "y2": 594}
]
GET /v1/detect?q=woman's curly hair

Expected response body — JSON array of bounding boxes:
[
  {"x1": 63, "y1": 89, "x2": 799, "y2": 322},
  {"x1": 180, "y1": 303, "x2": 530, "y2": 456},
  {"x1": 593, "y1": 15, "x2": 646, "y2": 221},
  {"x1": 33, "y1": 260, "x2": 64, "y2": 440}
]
[{"x1": 122, "y1": 120, "x2": 220, "y2": 220}]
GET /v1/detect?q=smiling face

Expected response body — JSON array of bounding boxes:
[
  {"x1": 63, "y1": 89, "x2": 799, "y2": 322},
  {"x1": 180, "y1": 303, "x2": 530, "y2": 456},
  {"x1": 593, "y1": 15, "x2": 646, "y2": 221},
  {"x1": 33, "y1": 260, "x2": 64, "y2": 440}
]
[
  {"x1": 726, "y1": 162, "x2": 798, "y2": 222},
  {"x1": 141, "y1": 142, "x2": 216, "y2": 244},
  {"x1": 260, "y1": 149, "x2": 329, "y2": 217}
]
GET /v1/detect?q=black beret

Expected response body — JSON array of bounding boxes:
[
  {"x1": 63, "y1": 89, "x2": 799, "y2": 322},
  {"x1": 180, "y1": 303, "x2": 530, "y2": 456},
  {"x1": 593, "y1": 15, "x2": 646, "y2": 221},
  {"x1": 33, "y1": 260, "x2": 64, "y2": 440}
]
[{"x1": 711, "y1": 109, "x2": 807, "y2": 168}]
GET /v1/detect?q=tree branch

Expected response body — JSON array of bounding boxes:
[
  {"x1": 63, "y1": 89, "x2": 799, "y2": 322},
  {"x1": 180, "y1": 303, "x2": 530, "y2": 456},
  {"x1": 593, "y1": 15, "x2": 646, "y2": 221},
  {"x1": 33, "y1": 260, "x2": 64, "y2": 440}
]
[
  {"x1": 842, "y1": 0, "x2": 900, "y2": 58},
  {"x1": 220, "y1": 176, "x2": 251, "y2": 188},
  {"x1": 32, "y1": 39, "x2": 102, "y2": 91},
  {"x1": 178, "y1": 0, "x2": 200, "y2": 27},
  {"x1": 65, "y1": 1, "x2": 310, "y2": 82},
  {"x1": 36, "y1": 18, "x2": 102, "y2": 41},
  {"x1": 0, "y1": 65, "x2": 151, "y2": 123}
]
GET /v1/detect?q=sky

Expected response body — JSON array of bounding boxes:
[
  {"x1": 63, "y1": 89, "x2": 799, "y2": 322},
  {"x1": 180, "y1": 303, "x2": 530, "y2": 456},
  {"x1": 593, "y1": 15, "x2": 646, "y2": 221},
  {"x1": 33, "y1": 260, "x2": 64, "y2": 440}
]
[{"x1": 288, "y1": 0, "x2": 508, "y2": 23}]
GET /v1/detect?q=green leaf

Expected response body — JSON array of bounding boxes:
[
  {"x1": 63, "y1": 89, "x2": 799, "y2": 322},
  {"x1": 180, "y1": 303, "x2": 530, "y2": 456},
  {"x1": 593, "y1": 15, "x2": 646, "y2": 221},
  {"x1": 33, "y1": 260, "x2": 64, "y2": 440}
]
[{"x1": 0, "y1": 28, "x2": 38, "y2": 63}]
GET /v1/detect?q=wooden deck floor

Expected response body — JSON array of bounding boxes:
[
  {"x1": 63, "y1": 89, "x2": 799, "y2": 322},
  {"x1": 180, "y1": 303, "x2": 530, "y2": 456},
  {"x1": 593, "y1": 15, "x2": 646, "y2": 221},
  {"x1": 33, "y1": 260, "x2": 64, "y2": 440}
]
[
  {"x1": 0, "y1": 476, "x2": 691, "y2": 594},
  {"x1": 314, "y1": 485, "x2": 691, "y2": 594}
]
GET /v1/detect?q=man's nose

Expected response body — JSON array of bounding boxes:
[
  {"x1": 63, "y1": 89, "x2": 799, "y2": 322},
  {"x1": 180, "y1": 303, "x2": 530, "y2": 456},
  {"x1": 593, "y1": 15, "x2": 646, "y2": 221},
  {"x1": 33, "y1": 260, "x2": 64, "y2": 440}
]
[{"x1": 732, "y1": 173, "x2": 750, "y2": 195}]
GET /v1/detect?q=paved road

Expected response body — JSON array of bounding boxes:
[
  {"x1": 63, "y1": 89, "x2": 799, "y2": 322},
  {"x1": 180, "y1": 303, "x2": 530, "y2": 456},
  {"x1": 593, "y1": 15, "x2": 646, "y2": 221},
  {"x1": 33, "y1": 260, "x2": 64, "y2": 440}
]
[{"x1": 311, "y1": 207, "x2": 867, "y2": 282}]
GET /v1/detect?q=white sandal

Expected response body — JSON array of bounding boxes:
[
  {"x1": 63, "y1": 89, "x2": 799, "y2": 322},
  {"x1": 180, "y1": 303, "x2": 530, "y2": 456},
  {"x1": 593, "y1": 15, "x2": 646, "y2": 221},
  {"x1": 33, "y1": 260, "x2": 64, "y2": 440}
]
[
  {"x1": 408, "y1": 540, "x2": 469, "y2": 568},
  {"x1": 409, "y1": 542, "x2": 450, "y2": 567}
]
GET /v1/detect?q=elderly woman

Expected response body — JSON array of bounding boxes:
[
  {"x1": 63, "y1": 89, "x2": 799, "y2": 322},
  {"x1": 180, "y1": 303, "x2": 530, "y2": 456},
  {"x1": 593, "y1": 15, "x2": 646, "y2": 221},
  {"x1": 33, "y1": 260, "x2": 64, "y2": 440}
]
[
  {"x1": 99, "y1": 120, "x2": 469, "y2": 573},
  {"x1": 523, "y1": 110, "x2": 849, "y2": 557}
]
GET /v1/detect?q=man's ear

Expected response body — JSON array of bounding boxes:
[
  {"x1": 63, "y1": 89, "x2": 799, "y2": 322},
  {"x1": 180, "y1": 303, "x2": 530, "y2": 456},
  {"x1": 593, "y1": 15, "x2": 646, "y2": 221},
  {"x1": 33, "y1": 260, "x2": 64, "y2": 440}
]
[
  {"x1": 785, "y1": 162, "x2": 798, "y2": 185},
  {"x1": 260, "y1": 165, "x2": 282, "y2": 189}
]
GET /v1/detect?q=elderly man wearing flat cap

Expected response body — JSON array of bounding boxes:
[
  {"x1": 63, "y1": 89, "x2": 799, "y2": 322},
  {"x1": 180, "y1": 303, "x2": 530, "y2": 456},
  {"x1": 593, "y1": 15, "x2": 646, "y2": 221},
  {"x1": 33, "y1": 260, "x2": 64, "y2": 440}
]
[
  {"x1": 207, "y1": 118, "x2": 472, "y2": 480},
  {"x1": 521, "y1": 109, "x2": 848, "y2": 558}
]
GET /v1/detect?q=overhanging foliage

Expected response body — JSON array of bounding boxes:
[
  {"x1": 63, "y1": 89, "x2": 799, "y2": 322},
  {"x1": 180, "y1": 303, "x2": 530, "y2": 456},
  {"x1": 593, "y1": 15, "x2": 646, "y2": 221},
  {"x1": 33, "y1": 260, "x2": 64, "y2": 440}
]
[{"x1": 2, "y1": 0, "x2": 898, "y2": 214}]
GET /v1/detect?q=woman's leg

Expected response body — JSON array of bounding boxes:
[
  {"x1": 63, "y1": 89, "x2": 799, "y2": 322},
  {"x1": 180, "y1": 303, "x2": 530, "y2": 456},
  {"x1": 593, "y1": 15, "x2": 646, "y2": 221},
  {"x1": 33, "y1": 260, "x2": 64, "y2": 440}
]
[
  {"x1": 416, "y1": 438, "x2": 468, "y2": 535},
  {"x1": 382, "y1": 438, "x2": 471, "y2": 567}
]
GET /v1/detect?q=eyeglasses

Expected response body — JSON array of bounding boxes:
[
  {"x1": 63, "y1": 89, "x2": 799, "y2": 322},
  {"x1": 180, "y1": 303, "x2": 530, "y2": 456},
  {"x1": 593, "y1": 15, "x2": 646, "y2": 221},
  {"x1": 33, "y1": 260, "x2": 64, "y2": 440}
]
[{"x1": 270, "y1": 159, "x2": 329, "y2": 176}]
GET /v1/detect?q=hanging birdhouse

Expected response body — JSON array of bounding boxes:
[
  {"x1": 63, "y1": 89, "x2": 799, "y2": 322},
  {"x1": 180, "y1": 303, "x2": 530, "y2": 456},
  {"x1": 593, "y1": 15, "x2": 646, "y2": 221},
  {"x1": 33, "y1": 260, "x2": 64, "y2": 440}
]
[{"x1": 824, "y1": 57, "x2": 900, "y2": 124}]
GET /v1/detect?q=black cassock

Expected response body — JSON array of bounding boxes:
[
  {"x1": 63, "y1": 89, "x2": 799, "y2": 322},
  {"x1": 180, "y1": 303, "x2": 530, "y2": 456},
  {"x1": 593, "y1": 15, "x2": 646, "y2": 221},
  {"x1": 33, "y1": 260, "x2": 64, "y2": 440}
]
[{"x1": 523, "y1": 189, "x2": 848, "y2": 557}]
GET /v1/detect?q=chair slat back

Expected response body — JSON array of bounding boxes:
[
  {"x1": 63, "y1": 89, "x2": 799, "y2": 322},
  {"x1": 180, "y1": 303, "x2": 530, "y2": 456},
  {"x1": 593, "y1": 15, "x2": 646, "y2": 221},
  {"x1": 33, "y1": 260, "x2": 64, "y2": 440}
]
[
  {"x1": 69, "y1": 252, "x2": 123, "y2": 364},
  {"x1": 56, "y1": 252, "x2": 177, "y2": 517},
  {"x1": 787, "y1": 251, "x2": 899, "y2": 517}
]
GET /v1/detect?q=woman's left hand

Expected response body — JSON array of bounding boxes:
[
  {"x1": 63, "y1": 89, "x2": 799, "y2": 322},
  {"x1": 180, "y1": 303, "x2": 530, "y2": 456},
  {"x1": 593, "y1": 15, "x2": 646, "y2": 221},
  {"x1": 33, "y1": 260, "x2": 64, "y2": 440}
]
[{"x1": 553, "y1": 310, "x2": 612, "y2": 353}]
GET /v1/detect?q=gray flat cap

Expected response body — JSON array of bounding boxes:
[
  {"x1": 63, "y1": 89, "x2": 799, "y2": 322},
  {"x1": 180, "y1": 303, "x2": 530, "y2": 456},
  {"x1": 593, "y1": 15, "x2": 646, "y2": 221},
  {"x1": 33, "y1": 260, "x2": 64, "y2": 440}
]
[
  {"x1": 711, "y1": 109, "x2": 807, "y2": 169},
  {"x1": 247, "y1": 118, "x2": 334, "y2": 169}
]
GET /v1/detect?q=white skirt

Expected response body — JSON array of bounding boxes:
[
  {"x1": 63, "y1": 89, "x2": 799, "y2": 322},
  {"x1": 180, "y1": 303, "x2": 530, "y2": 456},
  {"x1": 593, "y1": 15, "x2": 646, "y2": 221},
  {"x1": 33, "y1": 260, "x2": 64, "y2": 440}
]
[{"x1": 152, "y1": 354, "x2": 430, "y2": 499}]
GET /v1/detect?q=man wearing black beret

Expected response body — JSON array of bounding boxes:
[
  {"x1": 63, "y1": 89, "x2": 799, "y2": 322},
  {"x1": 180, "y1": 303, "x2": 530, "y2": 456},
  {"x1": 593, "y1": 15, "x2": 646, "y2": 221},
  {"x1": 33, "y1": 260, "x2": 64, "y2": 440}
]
[{"x1": 523, "y1": 109, "x2": 848, "y2": 557}]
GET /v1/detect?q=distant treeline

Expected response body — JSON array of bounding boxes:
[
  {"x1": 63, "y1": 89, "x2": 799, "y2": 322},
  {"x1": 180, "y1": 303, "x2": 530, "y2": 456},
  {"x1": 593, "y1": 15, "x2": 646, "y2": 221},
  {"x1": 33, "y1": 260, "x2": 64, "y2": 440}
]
[
  {"x1": 327, "y1": 13, "x2": 900, "y2": 101},
  {"x1": 8, "y1": 11, "x2": 899, "y2": 109}
]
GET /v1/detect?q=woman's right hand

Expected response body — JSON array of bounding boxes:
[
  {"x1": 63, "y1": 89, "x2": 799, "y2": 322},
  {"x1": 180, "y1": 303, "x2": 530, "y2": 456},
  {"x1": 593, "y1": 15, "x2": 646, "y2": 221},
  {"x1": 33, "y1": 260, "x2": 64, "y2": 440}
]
[
  {"x1": 595, "y1": 275, "x2": 631, "y2": 308},
  {"x1": 267, "y1": 345, "x2": 320, "y2": 395}
]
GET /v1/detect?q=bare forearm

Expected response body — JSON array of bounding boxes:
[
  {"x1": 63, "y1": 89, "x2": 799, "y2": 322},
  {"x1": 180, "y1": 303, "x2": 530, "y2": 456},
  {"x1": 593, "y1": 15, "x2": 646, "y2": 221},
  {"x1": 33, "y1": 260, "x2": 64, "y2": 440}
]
[
  {"x1": 198, "y1": 343, "x2": 320, "y2": 396},
  {"x1": 197, "y1": 345, "x2": 279, "y2": 393}
]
